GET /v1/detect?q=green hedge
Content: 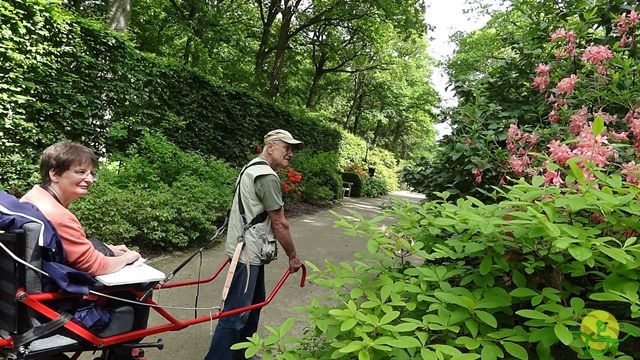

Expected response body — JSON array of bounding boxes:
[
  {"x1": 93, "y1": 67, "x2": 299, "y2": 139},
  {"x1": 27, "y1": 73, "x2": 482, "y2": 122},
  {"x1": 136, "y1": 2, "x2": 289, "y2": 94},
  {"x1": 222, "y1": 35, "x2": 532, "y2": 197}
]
[
  {"x1": 290, "y1": 149, "x2": 342, "y2": 206},
  {"x1": 1, "y1": 0, "x2": 343, "y2": 194},
  {"x1": 71, "y1": 133, "x2": 237, "y2": 249}
]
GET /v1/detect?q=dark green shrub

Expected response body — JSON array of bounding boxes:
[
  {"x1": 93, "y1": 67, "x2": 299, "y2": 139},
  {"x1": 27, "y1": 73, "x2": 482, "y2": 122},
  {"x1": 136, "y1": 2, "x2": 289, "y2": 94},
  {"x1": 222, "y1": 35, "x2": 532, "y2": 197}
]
[
  {"x1": 235, "y1": 173, "x2": 640, "y2": 359},
  {"x1": 341, "y1": 172, "x2": 363, "y2": 197},
  {"x1": 71, "y1": 134, "x2": 236, "y2": 250},
  {"x1": 361, "y1": 177, "x2": 388, "y2": 198},
  {"x1": 290, "y1": 150, "x2": 342, "y2": 206}
]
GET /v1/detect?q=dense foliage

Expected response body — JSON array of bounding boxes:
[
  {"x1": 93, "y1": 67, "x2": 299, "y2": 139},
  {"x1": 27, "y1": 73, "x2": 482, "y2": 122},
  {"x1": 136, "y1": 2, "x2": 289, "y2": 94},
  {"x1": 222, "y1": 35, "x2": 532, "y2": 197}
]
[
  {"x1": 1, "y1": 0, "x2": 350, "y2": 193},
  {"x1": 71, "y1": 133, "x2": 236, "y2": 249},
  {"x1": 60, "y1": 0, "x2": 438, "y2": 159},
  {"x1": 404, "y1": 0, "x2": 640, "y2": 200},
  {"x1": 235, "y1": 171, "x2": 640, "y2": 359}
]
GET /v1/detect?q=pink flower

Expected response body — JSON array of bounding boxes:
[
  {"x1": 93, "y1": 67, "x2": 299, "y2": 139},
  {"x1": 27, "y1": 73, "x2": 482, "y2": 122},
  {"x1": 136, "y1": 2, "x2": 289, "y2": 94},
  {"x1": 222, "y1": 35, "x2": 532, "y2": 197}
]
[
  {"x1": 548, "y1": 140, "x2": 573, "y2": 165},
  {"x1": 550, "y1": 28, "x2": 567, "y2": 42},
  {"x1": 568, "y1": 107, "x2": 589, "y2": 136},
  {"x1": 594, "y1": 109, "x2": 617, "y2": 124},
  {"x1": 472, "y1": 167, "x2": 483, "y2": 184},
  {"x1": 549, "y1": 110, "x2": 561, "y2": 124},
  {"x1": 581, "y1": 45, "x2": 613, "y2": 65},
  {"x1": 609, "y1": 131, "x2": 629, "y2": 141},
  {"x1": 543, "y1": 170, "x2": 564, "y2": 186},
  {"x1": 509, "y1": 155, "x2": 531, "y2": 176},
  {"x1": 535, "y1": 63, "x2": 551, "y2": 76},
  {"x1": 555, "y1": 98, "x2": 568, "y2": 107},
  {"x1": 622, "y1": 161, "x2": 640, "y2": 185},
  {"x1": 625, "y1": 108, "x2": 640, "y2": 138},
  {"x1": 533, "y1": 75, "x2": 550, "y2": 92},
  {"x1": 572, "y1": 129, "x2": 612, "y2": 168},
  {"x1": 556, "y1": 74, "x2": 578, "y2": 95}
]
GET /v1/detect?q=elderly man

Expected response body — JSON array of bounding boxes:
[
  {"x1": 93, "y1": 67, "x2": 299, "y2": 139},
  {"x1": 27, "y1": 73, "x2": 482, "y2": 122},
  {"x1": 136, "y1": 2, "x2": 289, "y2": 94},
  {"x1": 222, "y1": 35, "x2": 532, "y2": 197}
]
[{"x1": 204, "y1": 129, "x2": 303, "y2": 360}]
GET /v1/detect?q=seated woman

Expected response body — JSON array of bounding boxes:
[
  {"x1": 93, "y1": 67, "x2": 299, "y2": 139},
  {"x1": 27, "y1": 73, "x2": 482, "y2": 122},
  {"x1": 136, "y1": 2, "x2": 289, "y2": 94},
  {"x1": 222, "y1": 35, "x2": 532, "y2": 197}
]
[
  {"x1": 21, "y1": 141, "x2": 140, "y2": 274},
  {"x1": 21, "y1": 141, "x2": 147, "y2": 360}
]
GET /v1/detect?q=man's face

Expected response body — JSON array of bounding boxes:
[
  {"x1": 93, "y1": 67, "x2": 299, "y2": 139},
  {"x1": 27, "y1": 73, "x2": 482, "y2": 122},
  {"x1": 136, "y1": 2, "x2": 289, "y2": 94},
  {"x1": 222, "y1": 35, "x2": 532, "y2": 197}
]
[{"x1": 268, "y1": 140, "x2": 294, "y2": 170}]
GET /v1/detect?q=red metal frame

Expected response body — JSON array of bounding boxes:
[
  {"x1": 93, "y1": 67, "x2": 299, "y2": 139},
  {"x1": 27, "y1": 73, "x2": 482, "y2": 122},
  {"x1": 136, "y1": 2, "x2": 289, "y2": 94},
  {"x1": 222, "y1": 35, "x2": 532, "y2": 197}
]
[{"x1": 0, "y1": 260, "x2": 306, "y2": 357}]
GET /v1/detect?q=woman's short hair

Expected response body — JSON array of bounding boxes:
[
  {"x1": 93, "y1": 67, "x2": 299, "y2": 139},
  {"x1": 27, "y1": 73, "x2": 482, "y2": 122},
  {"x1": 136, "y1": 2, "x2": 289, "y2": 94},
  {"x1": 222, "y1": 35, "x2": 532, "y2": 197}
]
[{"x1": 40, "y1": 141, "x2": 98, "y2": 186}]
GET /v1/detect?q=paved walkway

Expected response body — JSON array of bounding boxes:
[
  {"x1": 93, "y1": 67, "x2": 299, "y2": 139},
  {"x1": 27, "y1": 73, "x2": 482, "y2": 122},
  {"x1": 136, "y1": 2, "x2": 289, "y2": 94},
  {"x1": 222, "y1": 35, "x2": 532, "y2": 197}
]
[{"x1": 136, "y1": 192, "x2": 423, "y2": 359}]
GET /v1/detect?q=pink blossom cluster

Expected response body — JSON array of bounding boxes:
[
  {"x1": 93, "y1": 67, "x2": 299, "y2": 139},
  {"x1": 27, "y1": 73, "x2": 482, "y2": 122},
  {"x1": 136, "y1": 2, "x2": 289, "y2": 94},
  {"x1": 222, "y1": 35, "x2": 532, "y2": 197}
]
[
  {"x1": 622, "y1": 161, "x2": 640, "y2": 185},
  {"x1": 625, "y1": 108, "x2": 640, "y2": 156},
  {"x1": 507, "y1": 123, "x2": 539, "y2": 153},
  {"x1": 533, "y1": 63, "x2": 551, "y2": 92},
  {"x1": 555, "y1": 74, "x2": 579, "y2": 95},
  {"x1": 544, "y1": 127, "x2": 614, "y2": 185},
  {"x1": 550, "y1": 28, "x2": 577, "y2": 59},
  {"x1": 581, "y1": 45, "x2": 613, "y2": 74},
  {"x1": 506, "y1": 124, "x2": 539, "y2": 176},
  {"x1": 617, "y1": 10, "x2": 639, "y2": 47},
  {"x1": 472, "y1": 167, "x2": 483, "y2": 184}
]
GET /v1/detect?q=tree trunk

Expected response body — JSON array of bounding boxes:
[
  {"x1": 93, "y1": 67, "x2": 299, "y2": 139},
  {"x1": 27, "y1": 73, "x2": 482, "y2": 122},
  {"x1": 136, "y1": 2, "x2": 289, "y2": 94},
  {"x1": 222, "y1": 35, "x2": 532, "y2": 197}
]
[
  {"x1": 391, "y1": 119, "x2": 405, "y2": 153},
  {"x1": 305, "y1": 72, "x2": 323, "y2": 108},
  {"x1": 306, "y1": 53, "x2": 327, "y2": 108},
  {"x1": 254, "y1": 0, "x2": 279, "y2": 84},
  {"x1": 346, "y1": 72, "x2": 364, "y2": 129},
  {"x1": 182, "y1": 5, "x2": 198, "y2": 66},
  {"x1": 107, "y1": 0, "x2": 130, "y2": 31},
  {"x1": 267, "y1": 0, "x2": 296, "y2": 100}
]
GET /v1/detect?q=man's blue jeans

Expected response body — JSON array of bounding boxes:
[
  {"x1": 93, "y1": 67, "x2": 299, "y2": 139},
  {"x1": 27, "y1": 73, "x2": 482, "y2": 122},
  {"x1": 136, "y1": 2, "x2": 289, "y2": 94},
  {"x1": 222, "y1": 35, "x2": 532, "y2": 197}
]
[{"x1": 204, "y1": 262, "x2": 265, "y2": 360}]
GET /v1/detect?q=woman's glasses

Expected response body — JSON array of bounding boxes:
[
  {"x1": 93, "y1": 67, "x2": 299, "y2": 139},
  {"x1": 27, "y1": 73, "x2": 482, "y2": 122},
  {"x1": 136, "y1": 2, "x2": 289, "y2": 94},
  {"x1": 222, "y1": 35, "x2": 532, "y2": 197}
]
[{"x1": 72, "y1": 169, "x2": 98, "y2": 181}]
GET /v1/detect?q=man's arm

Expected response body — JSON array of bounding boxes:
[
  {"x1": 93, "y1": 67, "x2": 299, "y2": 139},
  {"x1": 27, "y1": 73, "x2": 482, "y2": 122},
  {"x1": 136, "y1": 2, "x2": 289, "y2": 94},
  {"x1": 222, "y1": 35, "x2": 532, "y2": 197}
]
[{"x1": 268, "y1": 208, "x2": 302, "y2": 272}]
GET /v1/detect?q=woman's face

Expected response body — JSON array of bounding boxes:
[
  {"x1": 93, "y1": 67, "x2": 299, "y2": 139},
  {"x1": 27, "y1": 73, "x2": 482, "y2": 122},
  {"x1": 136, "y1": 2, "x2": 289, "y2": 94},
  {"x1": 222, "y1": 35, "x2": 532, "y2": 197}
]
[{"x1": 50, "y1": 162, "x2": 96, "y2": 204}]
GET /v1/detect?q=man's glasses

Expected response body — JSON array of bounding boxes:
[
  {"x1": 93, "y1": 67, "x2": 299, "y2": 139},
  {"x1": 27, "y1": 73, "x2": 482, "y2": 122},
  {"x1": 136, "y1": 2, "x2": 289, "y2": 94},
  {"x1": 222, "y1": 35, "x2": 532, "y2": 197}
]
[
  {"x1": 72, "y1": 169, "x2": 98, "y2": 181},
  {"x1": 271, "y1": 141, "x2": 293, "y2": 154}
]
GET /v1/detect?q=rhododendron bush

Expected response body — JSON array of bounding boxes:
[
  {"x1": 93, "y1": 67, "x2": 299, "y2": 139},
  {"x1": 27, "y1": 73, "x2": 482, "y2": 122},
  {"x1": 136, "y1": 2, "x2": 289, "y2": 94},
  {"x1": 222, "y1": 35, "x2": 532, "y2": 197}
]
[
  {"x1": 504, "y1": 10, "x2": 640, "y2": 187},
  {"x1": 404, "y1": 2, "x2": 640, "y2": 201},
  {"x1": 234, "y1": 4, "x2": 640, "y2": 360}
]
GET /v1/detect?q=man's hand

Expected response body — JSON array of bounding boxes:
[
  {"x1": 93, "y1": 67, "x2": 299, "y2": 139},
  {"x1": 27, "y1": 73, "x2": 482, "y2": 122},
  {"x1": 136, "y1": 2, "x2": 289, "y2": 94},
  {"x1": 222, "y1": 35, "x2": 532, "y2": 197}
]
[{"x1": 288, "y1": 257, "x2": 302, "y2": 273}]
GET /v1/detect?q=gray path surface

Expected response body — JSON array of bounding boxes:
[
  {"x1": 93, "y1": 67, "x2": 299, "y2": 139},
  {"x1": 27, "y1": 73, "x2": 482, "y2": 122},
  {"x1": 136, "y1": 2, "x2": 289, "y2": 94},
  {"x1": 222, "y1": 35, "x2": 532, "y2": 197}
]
[{"x1": 98, "y1": 192, "x2": 422, "y2": 359}]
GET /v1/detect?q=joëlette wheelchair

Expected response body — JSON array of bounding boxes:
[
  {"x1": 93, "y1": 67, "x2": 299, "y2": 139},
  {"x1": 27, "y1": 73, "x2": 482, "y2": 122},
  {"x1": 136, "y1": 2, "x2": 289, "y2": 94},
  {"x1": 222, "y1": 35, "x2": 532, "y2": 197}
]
[{"x1": 0, "y1": 222, "x2": 305, "y2": 360}]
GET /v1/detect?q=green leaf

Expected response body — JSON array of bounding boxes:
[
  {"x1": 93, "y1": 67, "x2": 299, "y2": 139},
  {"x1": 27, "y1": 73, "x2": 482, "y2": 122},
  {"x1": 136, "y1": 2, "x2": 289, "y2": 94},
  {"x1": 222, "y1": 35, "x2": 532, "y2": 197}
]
[
  {"x1": 568, "y1": 245, "x2": 592, "y2": 261},
  {"x1": 479, "y1": 255, "x2": 492, "y2": 275},
  {"x1": 589, "y1": 292, "x2": 627, "y2": 302},
  {"x1": 367, "y1": 239, "x2": 378, "y2": 254},
  {"x1": 450, "y1": 354, "x2": 481, "y2": 360},
  {"x1": 554, "y1": 324, "x2": 573, "y2": 345},
  {"x1": 380, "y1": 310, "x2": 400, "y2": 325},
  {"x1": 502, "y1": 342, "x2": 528, "y2": 360},
  {"x1": 570, "y1": 297, "x2": 585, "y2": 313},
  {"x1": 592, "y1": 114, "x2": 605, "y2": 136},
  {"x1": 339, "y1": 341, "x2": 363, "y2": 353},
  {"x1": 510, "y1": 287, "x2": 538, "y2": 298},
  {"x1": 599, "y1": 246, "x2": 629, "y2": 264},
  {"x1": 475, "y1": 310, "x2": 498, "y2": 328},
  {"x1": 516, "y1": 309, "x2": 550, "y2": 320},
  {"x1": 384, "y1": 336, "x2": 422, "y2": 348},
  {"x1": 358, "y1": 349, "x2": 370, "y2": 360},
  {"x1": 341, "y1": 318, "x2": 358, "y2": 331}
]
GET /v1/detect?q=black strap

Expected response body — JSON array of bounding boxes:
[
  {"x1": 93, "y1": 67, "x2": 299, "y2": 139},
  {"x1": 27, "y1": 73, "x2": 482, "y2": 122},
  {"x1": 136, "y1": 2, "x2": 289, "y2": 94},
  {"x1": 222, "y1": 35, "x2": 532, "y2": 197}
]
[
  {"x1": 235, "y1": 160, "x2": 270, "y2": 230},
  {"x1": 13, "y1": 312, "x2": 73, "y2": 347}
]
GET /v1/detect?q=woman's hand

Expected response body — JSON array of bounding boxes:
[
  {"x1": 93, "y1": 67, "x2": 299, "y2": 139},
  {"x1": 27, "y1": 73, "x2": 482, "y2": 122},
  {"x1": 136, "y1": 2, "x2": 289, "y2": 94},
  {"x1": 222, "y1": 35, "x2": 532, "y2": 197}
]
[{"x1": 108, "y1": 244, "x2": 130, "y2": 256}]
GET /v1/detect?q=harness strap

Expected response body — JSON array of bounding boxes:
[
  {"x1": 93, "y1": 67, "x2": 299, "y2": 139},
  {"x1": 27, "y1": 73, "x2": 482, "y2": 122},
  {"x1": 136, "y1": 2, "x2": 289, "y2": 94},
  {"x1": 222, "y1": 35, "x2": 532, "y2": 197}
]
[
  {"x1": 218, "y1": 159, "x2": 270, "y2": 311},
  {"x1": 13, "y1": 312, "x2": 73, "y2": 347}
]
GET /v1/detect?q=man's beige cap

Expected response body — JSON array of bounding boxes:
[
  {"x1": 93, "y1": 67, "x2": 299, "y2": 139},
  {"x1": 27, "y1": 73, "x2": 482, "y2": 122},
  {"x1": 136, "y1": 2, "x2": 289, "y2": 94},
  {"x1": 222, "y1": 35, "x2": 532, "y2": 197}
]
[{"x1": 264, "y1": 129, "x2": 304, "y2": 149}]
